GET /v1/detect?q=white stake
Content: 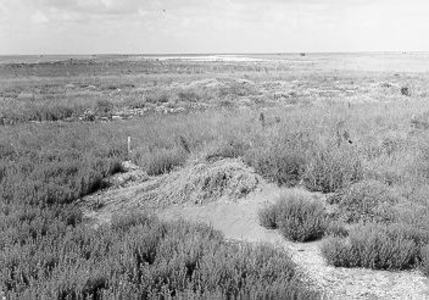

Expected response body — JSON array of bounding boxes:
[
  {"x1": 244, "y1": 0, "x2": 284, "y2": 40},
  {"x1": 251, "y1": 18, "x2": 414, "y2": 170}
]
[{"x1": 127, "y1": 136, "x2": 131, "y2": 159}]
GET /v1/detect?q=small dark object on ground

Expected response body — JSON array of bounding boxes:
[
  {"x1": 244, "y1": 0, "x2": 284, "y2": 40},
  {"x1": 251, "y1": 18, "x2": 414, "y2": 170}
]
[
  {"x1": 259, "y1": 112, "x2": 265, "y2": 127},
  {"x1": 401, "y1": 87, "x2": 410, "y2": 96}
]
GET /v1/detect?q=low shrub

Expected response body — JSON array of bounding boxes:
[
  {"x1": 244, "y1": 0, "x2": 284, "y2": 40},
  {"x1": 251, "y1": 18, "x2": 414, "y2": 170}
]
[
  {"x1": 258, "y1": 202, "x2": 281, "y2": 229},
  {"x1": 110, "y1": 211, "x2": 157, "y2": 232},
  {"x1": 259, "y1": 191, "x2": 328, "y2": 242},
  {"x1": 321, "y1": 223, "x2": 420, "y2": 270},
  {"x1": 1, "y1": 215, "x2": 320, "y2": 300},
  {"x1": 94, "y1": 99, "x2": 114, "y2": 117},
  {"x1": 245, "y1": 134, "x2": 309, "y2": 186},
  {"x1": 303, "y1": 144, "x2": 363, "y2": 193},
  {"x1": 177, "y1": 90, "x2": 201, "y2": 102},
  {"x1": 146, "y1": 93, "x2": 169, "y2": 104},
  {"x1": 324, "y1": 221, "x2": 349, "y2": 238},
  {"x1": 134, "y1": 147, "x2": 188, "y2": 176},
  {"x1": 328, "y1": 179, "x2": 401, "y2": 223},
  {"x1": 303, "y1": 145, "x2": 363, "y2": 193}
]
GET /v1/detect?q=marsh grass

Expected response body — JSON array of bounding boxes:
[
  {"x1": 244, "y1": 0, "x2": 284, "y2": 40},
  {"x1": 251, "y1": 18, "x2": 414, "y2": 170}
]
[
  {"x1": 327, "y1": 179, "x2": 401, "y2": 224},
  {"x1": 259, "y1": 190, "x2": 328, "y2": 242},
  {"x1": 5, "y1": 57, "x2": 429, "y2": 295},
  {"x1": 1, "y1": 213, "x2": 320, "y2": 300},
  {"x1": 321, "y1": 223, "x2": 420, "y2": 270}
]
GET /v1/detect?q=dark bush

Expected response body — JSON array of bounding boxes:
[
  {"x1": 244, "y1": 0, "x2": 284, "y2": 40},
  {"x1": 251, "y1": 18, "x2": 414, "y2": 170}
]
[
  {"x1": 321, "y1": 223, "x2": 420, "y2": 270},
  {"x1": 259, "y1": 191, "x2": 328, "y2": 242},
  {"x1": 258, "y1": 202, "x2": 280, "y2": 229}
]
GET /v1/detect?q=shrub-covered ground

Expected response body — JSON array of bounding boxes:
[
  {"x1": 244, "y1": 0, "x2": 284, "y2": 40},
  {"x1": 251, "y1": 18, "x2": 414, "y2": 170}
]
[{"x1": 3, "y1": 54, "x2": 429, "y2": 298}]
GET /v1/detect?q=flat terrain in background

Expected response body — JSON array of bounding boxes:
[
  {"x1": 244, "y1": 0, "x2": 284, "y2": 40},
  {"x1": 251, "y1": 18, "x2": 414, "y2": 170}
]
[
  {"x1": 4, "y1": 51, "x2": 429, "y2": 72},
  {"x1": 3, "y1": 52, "x2": 429, "y2": 299}
]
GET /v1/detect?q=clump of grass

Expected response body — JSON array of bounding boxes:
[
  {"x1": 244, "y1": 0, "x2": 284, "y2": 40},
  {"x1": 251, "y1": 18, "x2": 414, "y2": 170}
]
[
  {"x1": 259, "y1": 191, "x2": 328, "y2": 242},
  {"x1": 258, "y1": 202, "x2": 281, "y2": 229},
  {"x1": 324, "y1": 220, "x2": 349, "y2": 238},
  {"x1": 327, "y1": 179, "x2": 401, "y2": 223},
  {"x1": 94, "y1": 99, "x2": 114, "y2": 118},
  {"x1": 177, "y1": 89, "x2": 201, "y2": 102},
  {"x1": 134, "y1": 147, "x2": 188, "y2": 176},
  {"x1": 217, "y1": 80, "x2": 258, "y2": 98},
  {"x1": 303, "y1": 144, "x2": 363, "y2": 193},
  {"x1": 245, "y1": 133, "x2": 309, "y2": 187},
  {"x1": 321, "y1": 223, "x2": 420, "y2": 270}
]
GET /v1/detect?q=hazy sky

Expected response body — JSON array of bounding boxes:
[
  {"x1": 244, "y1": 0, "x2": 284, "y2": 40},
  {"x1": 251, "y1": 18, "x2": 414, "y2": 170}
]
[{"x1": 1, "y1": 0, "x2": 429, "y2": 54}]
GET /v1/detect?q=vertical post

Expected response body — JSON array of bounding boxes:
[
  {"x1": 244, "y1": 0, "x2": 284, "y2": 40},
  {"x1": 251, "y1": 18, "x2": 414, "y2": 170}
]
[{"x1": 127, "y1": 136, "x2": 131, "y2": 159}]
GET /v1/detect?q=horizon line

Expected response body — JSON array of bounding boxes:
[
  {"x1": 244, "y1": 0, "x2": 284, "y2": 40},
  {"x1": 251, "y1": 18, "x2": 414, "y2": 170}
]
[{"x1": 1, "y1": 50, "x2": 428, "y2": 57}]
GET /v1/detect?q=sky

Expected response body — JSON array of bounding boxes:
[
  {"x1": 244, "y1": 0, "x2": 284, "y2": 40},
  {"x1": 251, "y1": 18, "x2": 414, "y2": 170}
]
[{"x1": 1, "y1": 0, "x2": 429, "y2": 54}]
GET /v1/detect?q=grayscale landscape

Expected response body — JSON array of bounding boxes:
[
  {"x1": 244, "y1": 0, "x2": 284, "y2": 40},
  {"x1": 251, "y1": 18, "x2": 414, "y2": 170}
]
[{"x1": 3, "y1": 0, "x2": 429, "y2": 299}]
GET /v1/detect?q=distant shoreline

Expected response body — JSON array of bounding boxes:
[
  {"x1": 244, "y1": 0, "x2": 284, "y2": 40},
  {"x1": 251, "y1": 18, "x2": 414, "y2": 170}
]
[{"x1": 1, "y1": 51, "x2": 429, "y2": 58}]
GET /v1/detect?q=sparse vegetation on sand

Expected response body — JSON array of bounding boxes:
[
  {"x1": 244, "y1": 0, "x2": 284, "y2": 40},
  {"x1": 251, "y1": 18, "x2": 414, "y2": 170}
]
[{"x1": 4, "y1": 54, "x2": 429, "y2": 298}]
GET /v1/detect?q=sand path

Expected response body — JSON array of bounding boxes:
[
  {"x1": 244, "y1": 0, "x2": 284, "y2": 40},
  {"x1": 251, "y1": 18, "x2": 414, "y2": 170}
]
[{"x1": 158, "y1": 185, "x2": 429, "y2": 300}]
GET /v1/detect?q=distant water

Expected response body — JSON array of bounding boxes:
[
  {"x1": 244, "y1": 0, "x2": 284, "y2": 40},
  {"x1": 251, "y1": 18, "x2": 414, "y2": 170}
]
[{"x1": 2, "y1": 52, "x2": 429, "y2": 72}]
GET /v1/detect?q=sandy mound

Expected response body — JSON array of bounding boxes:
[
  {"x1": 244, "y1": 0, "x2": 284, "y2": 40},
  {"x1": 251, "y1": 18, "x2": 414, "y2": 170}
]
[
  {"x1": 150, "y1": 158, "x2": 262, "y2": 205},
  {"x1": 83, "y1": 159, "x2": 263, "y2": 222}
]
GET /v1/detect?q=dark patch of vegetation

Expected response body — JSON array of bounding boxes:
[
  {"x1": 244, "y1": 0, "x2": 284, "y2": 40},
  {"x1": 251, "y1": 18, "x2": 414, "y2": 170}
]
[
  {"x1": 321, "y1": 223, "x2": 420, "y2": 270},
  {"x1": 94, "y1": 99, "x2": 114, "y2": 118},
  {"x1": 259, "y1": 192, "x2": 328, "y2": 242},
  {"x1": 1, "y1": 213, "x2": 320, "y2": 300},
  {"x1": 146, "y1": 93, "x2": 169, "y2": 104}
]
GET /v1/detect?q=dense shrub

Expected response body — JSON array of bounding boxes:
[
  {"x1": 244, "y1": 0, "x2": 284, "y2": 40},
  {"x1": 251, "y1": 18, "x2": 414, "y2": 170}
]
[
  {"x1": 258, "y1": 202, "x2": 281, "y2": 229},
  {"x1": 0, "y1": 101, "x2": 85, "y2": 124},
  {"x1": 303, "y1": 144, "x2": 363, "y2": 193},
  {"x1": 328, "y1": 179, "x2": 401, "y2": 223},
  {"x1": 245, "y1": 133, "x2": 309, "y2": 186},
  {"x1": 259, "y1": 191, "x2": 328, "y2": 242},
  {"x1": 321, "y1": 223, "x2": 420, "y2": 270},
  {"x1": 1, "y1": 214, "x2": 320, "y2": 300}
]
